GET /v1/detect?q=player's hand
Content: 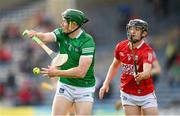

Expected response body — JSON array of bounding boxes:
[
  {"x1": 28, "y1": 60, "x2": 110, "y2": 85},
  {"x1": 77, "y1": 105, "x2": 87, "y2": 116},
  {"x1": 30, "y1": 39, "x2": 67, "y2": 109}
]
[
  {"x1": 134, "y1": 72, "x2": 144, "y2": 82},
  {"x1": 41, "y1": 65, "x2": 58, "y2": 78},
  {"x1": 135, "y1": 71, "x2": 150, "y2": 82},
  {"x1": 99, "y1": 83, "x2": 109, "y2": 100},
  {"x1": 26, "y1": 30, "x2": 37, "y2": 38}
]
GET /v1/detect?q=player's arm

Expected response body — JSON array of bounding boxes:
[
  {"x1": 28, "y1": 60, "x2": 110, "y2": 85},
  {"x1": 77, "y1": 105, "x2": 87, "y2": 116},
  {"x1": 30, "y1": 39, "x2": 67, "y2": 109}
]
[
  {"x1": 56, "y1": 56, "x2": 92, "y2": 78},
  {"x1": 135, "y1": 50, "x2": 154, "y2": 82},
  {"x1": 135, "y1": 63, "x2": 152, "y2": 82},
  {"x1": 41, "y1": 56, "x2": 92, "y2": 78},
  {"x1": 151, "y1": 59, "x2": 161, "y2": 76},
  {"x1": 103, "y1": 57, "x2": 121, "y2": 86},
  {"x1": 99, "y1": 57, "x2": 121, "y2": 99},
  {"x1": 26, "y1": 30, "x2": 55, "y2": 42},
  {"x1": 103, "y1": 42, "x2": 122, "y2": 86}
]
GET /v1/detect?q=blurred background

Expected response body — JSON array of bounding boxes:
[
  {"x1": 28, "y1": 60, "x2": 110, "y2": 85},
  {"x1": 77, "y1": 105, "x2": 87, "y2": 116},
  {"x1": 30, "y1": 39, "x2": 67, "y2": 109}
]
[{"x1": 0, "y1": 0, "x2": 180, "y2": 115}]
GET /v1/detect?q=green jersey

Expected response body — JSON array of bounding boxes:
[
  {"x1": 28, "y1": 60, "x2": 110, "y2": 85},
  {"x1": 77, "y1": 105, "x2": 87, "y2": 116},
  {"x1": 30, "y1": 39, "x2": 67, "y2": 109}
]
[{"x1": 53, "y1": 28, "x2": 96, "y2": 87}]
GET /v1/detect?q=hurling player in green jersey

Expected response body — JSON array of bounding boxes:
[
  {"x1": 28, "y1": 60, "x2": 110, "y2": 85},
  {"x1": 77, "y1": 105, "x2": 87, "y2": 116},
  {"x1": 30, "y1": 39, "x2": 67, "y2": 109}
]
[{"x1": 26, "y1": 9, "x2": 96, "y2": 115}]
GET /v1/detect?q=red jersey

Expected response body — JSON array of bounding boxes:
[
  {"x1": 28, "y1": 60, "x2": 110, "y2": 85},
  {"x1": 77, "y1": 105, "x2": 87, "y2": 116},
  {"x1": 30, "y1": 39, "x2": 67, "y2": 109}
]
[{"x1": 115, "y1": 39, "x2": 154, "y2": 96}]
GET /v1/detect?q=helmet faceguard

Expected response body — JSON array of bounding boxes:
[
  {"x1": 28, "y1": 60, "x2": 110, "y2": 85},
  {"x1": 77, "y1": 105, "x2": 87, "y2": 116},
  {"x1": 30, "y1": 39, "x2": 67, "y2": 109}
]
[
  {"x1": 126, "y1": 19, "x2": 148, "y2": 43},
  {"x1": 62, "y1": 9, "x2": 88, "y2": 35}
]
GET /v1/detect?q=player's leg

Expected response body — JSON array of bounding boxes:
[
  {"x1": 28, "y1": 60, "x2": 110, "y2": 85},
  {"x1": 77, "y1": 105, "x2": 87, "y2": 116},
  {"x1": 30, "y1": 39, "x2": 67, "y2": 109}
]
[
  {"x1": 120, "y1": 91, "x2": 141, "y2": 115},
  {"x1": 141, "y1": 92, "x2": 159, "y2": 115},
  {"x1": 51, "y1": 96, "x2": 73, "y2": 116},
  {"x1": 74, "y1": 101, "x2": 93, "y2": 115},
  {"x1": 124, "y1": 105, "x2": 141, "y2": 115},
  {"x1": 142, "y1": 107, "x2": 159, "y2": 115},
  {"x1": 51, "y1": 82, "x2": 74, "y2": 116},
  {"x1": 68, "y1": 104, "x2": 75, "y2": 115},
  {"x1": 73, "y1": 85, "x2": 95, "y2": 115}
]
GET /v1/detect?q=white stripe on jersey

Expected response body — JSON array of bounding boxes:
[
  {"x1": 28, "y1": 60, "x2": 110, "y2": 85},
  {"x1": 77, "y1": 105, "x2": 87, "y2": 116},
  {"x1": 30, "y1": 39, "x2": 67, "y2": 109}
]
[
  {"x1": 51, "y1": 32, "x2": 57, "y2": 42},
  {"x1": 81, "y1": 55, "x2": 93, "y2": 57},
  {"x1": 82, "y1": 47, "x2": 95, "y2": 53}
]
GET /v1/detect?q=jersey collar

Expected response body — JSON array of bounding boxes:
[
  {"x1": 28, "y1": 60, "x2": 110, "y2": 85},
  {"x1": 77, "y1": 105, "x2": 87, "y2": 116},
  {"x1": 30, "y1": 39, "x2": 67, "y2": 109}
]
[
  {"x1": 75, "y1": 29, "x2": 83, "y2": 39},
  {"x1": 128, "y1": 40, "x2": 145, "y2": 49},
  {"x1": 137, "y1": 40, "x2": 144, "y2": 49}
]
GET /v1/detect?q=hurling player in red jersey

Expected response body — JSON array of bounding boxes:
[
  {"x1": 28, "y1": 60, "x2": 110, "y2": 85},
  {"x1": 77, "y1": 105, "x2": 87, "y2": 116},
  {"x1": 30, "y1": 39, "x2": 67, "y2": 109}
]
[
  {"x1": 114, "y1": 50, "x2": 161, "y2": 112},
  {"x1": 99, "y1": 19, "x2": 159, "y2": 115}
]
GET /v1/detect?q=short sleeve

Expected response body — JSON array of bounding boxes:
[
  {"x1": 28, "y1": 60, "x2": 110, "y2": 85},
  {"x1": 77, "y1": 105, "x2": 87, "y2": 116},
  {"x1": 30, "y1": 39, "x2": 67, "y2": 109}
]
[
  {"x1": 81, "y1": 38, "x2": 95, "y2": 56},
  {"x1": 114, "y1": 43, "x2": 121, "y2": 60},
  {"x1": 53, "y1": 28, "x2": 63, "y2": 42},
  {"x1": 143, "y1": 49, "x2": 153, "y2": 64}
]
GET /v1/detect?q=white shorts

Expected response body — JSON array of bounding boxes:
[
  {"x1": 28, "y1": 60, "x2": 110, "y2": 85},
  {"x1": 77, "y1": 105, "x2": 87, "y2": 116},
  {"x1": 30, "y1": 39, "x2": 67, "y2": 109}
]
[
  {"x1": 55, "y1": 82, "x2": 95, "y2": 103},
  {"x1": 120, "y1": 91, "x2": 158, "y2": 109}
]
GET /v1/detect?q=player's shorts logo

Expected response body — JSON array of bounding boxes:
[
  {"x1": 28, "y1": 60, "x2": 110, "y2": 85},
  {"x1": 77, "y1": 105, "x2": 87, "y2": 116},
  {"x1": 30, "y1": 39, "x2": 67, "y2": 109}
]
[
  {"x1": 122, "y1": 95, "x2": 128, "y2": 101},
  {"x1": 59, "y1": 88, "x2": 65, "y2": 93}
]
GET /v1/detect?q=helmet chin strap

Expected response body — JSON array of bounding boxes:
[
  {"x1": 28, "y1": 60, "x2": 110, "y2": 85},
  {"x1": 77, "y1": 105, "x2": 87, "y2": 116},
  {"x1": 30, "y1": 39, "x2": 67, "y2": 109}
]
[
  {"x1": 63, "y1": 23, "x2": 81, "y2": 35},
  {"x1": 127, "y1": 31, "x2": 143, "y2": 44},
  {"x1": 129, "y1": 38, "x2": 142, "y2": 44},
  {"x1": 63, "y1": 25, "x2": 80, "y2": 35}
]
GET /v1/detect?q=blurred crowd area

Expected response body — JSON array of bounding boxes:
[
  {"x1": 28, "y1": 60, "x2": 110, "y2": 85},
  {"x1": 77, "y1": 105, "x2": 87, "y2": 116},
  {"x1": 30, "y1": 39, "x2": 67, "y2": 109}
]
[{"x1": 0, "y1": 0, "x2": 180, "y2": 111}]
